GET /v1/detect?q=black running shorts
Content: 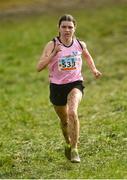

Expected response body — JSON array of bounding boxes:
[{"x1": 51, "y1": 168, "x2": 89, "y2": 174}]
[{"x1": 49, "y1": 80, "x2": 85, "y2": 106}]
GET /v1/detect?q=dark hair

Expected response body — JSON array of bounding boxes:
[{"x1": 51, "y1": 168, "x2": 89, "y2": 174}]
[{"x1": 58, "y1": 14, "x2": 76, "y2": 27}]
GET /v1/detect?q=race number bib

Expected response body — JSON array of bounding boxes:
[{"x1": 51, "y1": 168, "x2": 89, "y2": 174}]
[{"x1": 58, "y1": 56, "x2": 77, "y2": 71}]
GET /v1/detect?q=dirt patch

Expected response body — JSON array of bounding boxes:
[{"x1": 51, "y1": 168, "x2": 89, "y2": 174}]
[{"x1": 0, "y1": 0, "x2": 127, "y2": 18}]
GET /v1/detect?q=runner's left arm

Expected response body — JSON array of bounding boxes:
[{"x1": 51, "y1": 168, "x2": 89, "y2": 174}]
[{"x1": 81, "y1": 41, "x2": 102, "y2": 78}]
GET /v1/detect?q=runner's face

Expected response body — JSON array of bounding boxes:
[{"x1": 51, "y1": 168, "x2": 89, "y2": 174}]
[{"x1": 59, "y1": 21, "x2": 75, "y2": 39}]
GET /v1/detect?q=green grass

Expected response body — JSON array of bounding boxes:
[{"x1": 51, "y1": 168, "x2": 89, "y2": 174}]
[{"x1": 0, "y1": 4, "x2": 127, "y2": 179}]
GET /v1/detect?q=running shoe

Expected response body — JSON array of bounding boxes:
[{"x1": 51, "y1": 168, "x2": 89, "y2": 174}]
[{"x1": 71, "y1": 148, "x2": 80, "y2": 163}]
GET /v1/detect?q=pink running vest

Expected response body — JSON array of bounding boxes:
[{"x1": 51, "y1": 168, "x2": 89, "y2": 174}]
[{"x1": 48, "y1": 37, "x2": 84, "y2": 84}]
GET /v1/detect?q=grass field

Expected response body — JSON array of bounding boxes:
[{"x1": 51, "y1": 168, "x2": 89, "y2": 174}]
[{"x1": 0, "y1": 2, "x2": 127, "y2": 179}]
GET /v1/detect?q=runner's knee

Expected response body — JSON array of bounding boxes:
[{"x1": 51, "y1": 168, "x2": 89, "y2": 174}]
[{"x1": 68, "y1": 109, "x2": 78, "y2": 120}]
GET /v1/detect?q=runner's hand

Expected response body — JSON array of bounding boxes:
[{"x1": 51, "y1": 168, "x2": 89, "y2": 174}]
[
  {"x1": 93, "y1": 69, "x2": 102, "y2": 78},
  {"x1": 52, "y1": 43, "x2": 62, "y2": 56}
]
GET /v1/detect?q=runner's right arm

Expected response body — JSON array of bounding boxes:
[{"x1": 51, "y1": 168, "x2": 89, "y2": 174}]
[{"x1": 37, "y1": 41, "x2": 61, "y2": 72}]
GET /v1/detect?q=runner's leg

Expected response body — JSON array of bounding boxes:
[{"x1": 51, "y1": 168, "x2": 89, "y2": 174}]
[
  {"x1": 67, "y1": 88, "x2": 82, "y2": 149},
  {"x1": 54, "y1": 105, "x2": 70, "y2": 144}
]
